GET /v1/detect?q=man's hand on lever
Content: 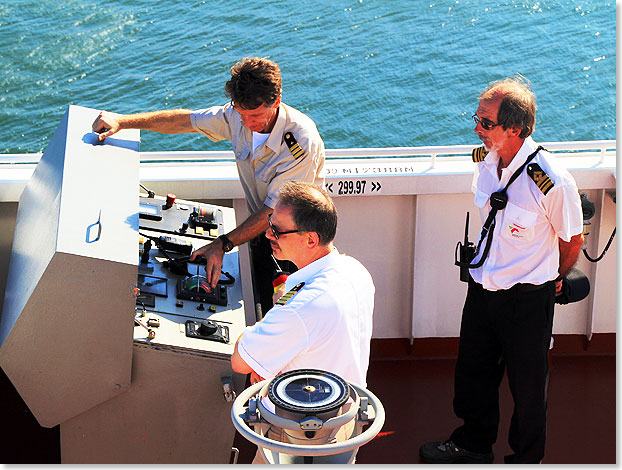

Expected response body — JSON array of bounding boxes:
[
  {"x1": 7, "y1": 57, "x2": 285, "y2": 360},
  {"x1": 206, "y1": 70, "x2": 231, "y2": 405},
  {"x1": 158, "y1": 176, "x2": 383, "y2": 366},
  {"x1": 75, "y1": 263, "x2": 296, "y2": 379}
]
[
  {"x1": 191, "y1": 205, "x2": 273, "y2": 289},
  {"x1": 189, "y1": 240, "x2": 225, "y2": 290}
]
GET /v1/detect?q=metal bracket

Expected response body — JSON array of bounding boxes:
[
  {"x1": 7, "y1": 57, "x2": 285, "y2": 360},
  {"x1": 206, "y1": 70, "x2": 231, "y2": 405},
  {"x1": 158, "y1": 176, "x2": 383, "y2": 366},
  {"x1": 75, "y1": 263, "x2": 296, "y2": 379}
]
[
  {"x1": 358, "y1": 396, "x2": 370, "y2": 422},
  {"x1": 243, "y1": 395, "x2": 261, "y2": 424},
  {"x1": 299, "y1": 416, "x2": 324, "y2": 430},
  {"x1": 221, "y1": 375, "x2": 237, "y2": 402},
  {"x1": 230, "y1": 447, "x2": 240, "y2": 465}
]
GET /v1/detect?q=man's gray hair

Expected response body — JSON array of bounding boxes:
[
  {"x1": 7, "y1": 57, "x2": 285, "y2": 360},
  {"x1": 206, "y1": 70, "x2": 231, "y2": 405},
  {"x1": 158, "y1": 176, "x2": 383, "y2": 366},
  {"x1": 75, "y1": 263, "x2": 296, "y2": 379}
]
[
  {"x1": 479, "y1": 74, "x2": 537, "y2": 138},
  {"x1": 277, "y1": 182, "x2": 337, "y2": 245}
]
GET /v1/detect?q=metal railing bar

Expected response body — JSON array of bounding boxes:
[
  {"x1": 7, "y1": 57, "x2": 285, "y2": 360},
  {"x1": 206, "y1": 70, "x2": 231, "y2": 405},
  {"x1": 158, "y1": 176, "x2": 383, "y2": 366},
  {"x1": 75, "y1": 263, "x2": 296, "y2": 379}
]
[{"x1": 0, "y1": 140, "x2": 615, "y2": 165}]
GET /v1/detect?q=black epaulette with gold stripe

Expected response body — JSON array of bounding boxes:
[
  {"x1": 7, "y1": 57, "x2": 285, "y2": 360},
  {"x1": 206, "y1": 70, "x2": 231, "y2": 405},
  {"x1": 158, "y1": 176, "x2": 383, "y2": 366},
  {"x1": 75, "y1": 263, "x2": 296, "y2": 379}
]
[
  {"x1": 275, "y1": 282, "x2": 305, "y2": 306},
  {"x1": 527, "y1": 163, "x2": 554, "y2": 195},
  {"x1": 283, "y1": 132, "x2": 305, "y2": 159},
  {"x1": 472, "y1": 146, "x2": 488, "y2": 162}
]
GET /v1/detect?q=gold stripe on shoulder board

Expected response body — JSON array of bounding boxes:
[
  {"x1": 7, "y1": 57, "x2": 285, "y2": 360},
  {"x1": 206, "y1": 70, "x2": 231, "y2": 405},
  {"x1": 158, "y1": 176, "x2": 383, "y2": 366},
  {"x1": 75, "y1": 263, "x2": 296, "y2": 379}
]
[
  {"x1": 275, "y1": 282, "x2": 305, "y2": 306},
  {"x1": 472, "y1": 146, "x2": 488, "y2": 162},
  {"x1": 527, "y1": 163, "x2": 554, "y2": 195},
  {"x1": 284, "y1": 132, "x2": 305, "y2": 159}
]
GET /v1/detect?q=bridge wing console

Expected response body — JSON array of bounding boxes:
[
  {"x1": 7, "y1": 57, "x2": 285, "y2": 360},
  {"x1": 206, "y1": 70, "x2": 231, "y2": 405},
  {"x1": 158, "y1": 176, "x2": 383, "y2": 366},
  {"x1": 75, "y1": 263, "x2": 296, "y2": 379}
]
[{"x1": 0, "y1": 105, "x2": 247, "y2": 464}]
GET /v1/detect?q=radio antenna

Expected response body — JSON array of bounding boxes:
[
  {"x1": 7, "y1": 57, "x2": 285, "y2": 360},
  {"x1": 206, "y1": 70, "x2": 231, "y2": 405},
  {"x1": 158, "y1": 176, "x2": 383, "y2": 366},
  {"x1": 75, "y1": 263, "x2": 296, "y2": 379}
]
[{"x1": 270, "y1": 254, "x2": 283, "y2": 272}]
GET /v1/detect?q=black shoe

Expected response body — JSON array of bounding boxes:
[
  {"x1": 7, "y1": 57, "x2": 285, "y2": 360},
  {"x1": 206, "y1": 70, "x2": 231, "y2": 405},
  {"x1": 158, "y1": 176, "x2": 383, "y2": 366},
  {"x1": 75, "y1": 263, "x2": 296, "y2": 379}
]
[{"x1": 419, "y1": 440, "x2": 494, "y2": 464}]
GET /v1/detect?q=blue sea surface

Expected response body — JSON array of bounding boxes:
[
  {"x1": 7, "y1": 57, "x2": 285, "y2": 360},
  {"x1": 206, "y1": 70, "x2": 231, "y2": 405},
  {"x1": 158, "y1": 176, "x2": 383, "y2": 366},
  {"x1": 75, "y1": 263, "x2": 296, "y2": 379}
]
[{"x1": 0, "y1": 1, "x2": 615, "y2": 154}]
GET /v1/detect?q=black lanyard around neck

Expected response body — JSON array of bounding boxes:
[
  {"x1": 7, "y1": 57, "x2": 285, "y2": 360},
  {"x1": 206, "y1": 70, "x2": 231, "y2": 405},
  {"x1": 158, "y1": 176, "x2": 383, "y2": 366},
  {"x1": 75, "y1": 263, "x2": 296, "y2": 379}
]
[{"x1": 458, "y1": 145, "x2": 545, "y2": 269}]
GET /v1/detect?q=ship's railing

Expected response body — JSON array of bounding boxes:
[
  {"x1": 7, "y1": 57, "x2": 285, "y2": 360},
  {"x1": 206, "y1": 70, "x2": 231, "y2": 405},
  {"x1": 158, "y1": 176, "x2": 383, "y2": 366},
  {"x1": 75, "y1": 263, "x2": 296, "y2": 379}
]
[{"x1": 1, "y1": 140, "x2": 615, "y2": 166}]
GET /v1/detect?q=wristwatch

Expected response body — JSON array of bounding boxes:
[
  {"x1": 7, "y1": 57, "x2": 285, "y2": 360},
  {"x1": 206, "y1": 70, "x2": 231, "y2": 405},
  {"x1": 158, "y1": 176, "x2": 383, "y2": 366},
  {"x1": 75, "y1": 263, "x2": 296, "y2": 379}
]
[{"x1": 218, "y1": 234, "x2": 234, "y2": 253}]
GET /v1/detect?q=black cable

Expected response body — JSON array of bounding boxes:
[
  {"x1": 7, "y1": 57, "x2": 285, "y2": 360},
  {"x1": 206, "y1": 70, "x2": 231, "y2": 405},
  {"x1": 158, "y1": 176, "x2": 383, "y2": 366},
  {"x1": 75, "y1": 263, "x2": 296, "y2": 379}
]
[{"x1": 583, "y1": 227, "x2": 616, "y2": 262}]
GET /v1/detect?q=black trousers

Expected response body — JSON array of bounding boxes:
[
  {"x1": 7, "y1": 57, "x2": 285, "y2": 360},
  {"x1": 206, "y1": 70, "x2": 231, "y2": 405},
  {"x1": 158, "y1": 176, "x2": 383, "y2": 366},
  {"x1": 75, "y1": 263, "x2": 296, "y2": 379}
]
[
  {"x1": 449, "y1": 277, "x2": 555, "y2": 463},
  {"x1": 249, "y1": 235, "x2": 297, "y2": 318}
]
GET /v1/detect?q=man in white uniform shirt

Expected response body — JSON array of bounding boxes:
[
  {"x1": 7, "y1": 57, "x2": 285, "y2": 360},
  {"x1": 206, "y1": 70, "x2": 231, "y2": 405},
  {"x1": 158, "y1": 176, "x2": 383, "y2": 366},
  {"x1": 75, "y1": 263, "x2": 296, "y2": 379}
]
[
  {"x1": 92, "y1": 57, "x2": 325, "y2": 316},
  {"x1": 420, "y1": 76, "x2": 583, "y2": 464},
  {"x1": 232, "y1": 181, "x2": 374, "y2": 464},
  {"x1": 231, "y1": 181, "x2": 375, "y2": 388}
]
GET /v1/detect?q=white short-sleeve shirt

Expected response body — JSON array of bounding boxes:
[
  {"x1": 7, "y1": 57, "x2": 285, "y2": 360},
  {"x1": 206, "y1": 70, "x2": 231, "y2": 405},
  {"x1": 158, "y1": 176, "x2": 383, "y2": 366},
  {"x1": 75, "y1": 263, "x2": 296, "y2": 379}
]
[
  {"x1": 470, "y1": 137, "x2": 583, "y2": 291},
  {"x1": 190, "y1": 103, "x2": 326, "y2": 212},
  {"x1": 237, "y1": 248, "x2": 375, "y2": 387}
]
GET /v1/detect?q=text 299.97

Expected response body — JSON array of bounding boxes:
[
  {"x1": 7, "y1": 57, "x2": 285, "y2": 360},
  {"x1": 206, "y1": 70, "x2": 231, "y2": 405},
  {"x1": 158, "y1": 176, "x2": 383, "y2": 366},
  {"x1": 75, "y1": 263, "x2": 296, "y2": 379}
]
[
  {"x1": 326, "y1": 180, "x2": 382, "y2": 195},
  {"x1": 338, "y1": 180, "x2": 366, "y2": 195}
]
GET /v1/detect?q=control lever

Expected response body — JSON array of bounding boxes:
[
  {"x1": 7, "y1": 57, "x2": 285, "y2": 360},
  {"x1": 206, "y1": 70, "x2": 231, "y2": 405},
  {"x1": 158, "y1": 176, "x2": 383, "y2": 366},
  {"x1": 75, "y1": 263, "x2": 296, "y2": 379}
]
[
  {"x1": 140, "y1": 239, "x2": 152, "y2": 264},
  {"x1": 140, "y1": 184, "x2": 155, "y2": 199},
  {"x1": 134, "y1": 317, "x2": 156, "y2": 340}
]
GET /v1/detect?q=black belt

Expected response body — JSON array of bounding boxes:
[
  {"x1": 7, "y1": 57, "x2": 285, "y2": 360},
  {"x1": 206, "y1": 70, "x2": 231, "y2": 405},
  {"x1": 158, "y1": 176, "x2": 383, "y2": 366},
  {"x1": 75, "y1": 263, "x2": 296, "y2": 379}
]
[
  {"x1": 511, "y1": 281, "x2": 553, "y2": 293},
  {"x1": 470, "y1": 276, "x2": 552, "y2": 293}
]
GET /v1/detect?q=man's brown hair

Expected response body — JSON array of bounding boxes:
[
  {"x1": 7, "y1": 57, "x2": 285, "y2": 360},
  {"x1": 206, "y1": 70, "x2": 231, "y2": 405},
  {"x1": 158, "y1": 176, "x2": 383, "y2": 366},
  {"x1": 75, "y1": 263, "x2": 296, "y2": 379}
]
[{"x1": 225, "y1": 57, "x2": 281, "y2": 110}]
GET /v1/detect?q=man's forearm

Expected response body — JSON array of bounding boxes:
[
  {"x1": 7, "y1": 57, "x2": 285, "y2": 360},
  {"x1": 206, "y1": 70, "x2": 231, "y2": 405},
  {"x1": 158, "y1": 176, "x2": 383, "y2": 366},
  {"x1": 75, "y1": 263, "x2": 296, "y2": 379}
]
[
  {"x1": 226, "y1": 205, "x2": 272, "y2": 247},
  {"x1": 558, "y1": 233, "x2": 584, "y2": 277},
  {"x1": 120, "y1": 109, "x2": 195, "y2": 134},
  {"x1": 231, "y1": 334, "x2": 253, "y2": 374}
]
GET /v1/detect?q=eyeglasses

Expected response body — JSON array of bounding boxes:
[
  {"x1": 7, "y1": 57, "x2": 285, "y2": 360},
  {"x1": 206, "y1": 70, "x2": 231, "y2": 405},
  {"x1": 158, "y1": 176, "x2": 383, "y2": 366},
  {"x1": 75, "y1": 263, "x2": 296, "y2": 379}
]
[
  {"x1": 267, "y1": 213, "x2": 301, "y2": 240},
  {"x1": 472, "y1": 114, "x2": 501, "y2": 131}
]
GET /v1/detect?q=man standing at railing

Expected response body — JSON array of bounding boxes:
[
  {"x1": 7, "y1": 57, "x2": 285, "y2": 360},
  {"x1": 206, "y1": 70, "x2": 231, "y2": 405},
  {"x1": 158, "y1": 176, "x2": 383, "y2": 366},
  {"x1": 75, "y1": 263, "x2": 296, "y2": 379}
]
[
  {"x1": 419, "y1": 76, "x2": 583, "y2": 464},
  {"x1": 92, "y1": 57, "x2": 325, "y2": 316}
]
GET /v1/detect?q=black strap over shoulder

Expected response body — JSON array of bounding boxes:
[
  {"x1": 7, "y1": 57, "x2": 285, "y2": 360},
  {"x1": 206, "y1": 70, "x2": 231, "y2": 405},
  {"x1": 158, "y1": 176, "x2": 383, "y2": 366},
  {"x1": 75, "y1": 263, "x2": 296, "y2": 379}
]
[{"x1": 456, "y1": 146, "x2": 545, "y2": 270}]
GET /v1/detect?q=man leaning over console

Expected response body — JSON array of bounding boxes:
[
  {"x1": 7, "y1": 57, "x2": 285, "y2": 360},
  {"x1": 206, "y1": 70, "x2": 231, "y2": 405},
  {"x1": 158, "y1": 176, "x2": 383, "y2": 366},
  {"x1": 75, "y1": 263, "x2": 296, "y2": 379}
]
[{"x1": 91, "y1": 57, "x2": 325, "y2": 317}]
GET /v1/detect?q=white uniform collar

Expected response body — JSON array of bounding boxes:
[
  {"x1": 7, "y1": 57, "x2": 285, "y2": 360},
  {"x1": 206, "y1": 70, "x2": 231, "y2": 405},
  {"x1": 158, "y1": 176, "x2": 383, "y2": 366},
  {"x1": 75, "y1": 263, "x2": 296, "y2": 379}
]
[
  {"x1": 482, "y1": 137, "x2": 538, "y2": 175},
  {"x1": 285, "y1": 247, "x2": 340, "y2": 289}
]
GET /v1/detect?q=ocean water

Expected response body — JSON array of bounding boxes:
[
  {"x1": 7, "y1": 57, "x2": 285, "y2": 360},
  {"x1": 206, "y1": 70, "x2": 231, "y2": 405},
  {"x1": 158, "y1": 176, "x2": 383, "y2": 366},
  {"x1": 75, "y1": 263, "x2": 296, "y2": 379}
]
[{"x1": 0, "y1": 0, "x2": 615, "y2": 154}]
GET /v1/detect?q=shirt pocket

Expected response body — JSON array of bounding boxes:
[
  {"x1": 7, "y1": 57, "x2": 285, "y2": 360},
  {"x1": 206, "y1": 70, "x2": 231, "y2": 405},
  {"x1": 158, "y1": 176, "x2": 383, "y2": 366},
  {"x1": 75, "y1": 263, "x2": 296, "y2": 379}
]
[
  {"x1": 500, "y1": 202, "x2": 537, "y2": 243},
  {"x1": 253, "y1": 154, "x2": 279, "y2": 184},
  {"x1": 233, "y1": 143, "x2": 250, "y2": 161}
]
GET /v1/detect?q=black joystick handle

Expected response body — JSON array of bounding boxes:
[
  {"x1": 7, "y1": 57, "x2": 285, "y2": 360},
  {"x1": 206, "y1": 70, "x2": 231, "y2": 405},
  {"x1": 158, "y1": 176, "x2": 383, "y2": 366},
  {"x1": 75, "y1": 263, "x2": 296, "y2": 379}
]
[{"x1": 199, "y1": 320, "x2": 217, "y2": 336}]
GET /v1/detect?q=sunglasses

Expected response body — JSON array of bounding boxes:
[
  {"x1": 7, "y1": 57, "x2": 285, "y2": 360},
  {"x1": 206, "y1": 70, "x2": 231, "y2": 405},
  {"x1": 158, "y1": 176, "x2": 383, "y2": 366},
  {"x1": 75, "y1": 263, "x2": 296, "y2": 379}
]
[
  {"x1": 472, "y1": 114, "x2": 502, "y2": 131},
  {"x1": 267, "y1": 213, "x2": 301, "y2": 240}
]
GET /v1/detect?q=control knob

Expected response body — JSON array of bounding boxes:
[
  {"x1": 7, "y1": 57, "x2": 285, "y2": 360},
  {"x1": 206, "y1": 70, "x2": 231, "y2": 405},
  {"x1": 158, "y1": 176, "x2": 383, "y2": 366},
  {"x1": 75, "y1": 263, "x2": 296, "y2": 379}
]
[{"x1": 199, "y1": 320, "x2": 218, "y2": 336}]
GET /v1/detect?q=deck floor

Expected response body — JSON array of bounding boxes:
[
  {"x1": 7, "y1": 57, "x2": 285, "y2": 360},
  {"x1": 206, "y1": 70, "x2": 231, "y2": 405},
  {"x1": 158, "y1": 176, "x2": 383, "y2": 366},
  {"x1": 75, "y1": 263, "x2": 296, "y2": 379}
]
[
  {"x1": 357, "y1": 354, "x2": 617, "y2": 464},
  {"x1": 230, "y1": 353, "x2": 616, "y2": 464},
  {"x1": 0, "y1": 353, "x2": 615, "y2": 464}
]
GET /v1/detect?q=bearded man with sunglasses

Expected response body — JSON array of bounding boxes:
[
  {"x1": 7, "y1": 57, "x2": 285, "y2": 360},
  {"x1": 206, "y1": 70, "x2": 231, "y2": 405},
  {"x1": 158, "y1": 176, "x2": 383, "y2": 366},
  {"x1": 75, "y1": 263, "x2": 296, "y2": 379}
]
[
  {"x1": 420, "y1": 76, "x2": 583, "y2": 464},
  {"x1": 92, "y1": 57, "x2": 325, "y2": 316}
]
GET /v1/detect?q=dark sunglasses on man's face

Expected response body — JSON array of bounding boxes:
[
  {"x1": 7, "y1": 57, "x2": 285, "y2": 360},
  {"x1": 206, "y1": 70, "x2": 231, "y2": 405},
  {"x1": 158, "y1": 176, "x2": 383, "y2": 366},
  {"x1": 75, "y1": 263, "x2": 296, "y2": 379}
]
[
  {"x1": 472, "y1": 114, "x2": 501, "y2": 131},
  {"x1": 267, "y1": 213, "x2": 301, "y2": 240}
]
